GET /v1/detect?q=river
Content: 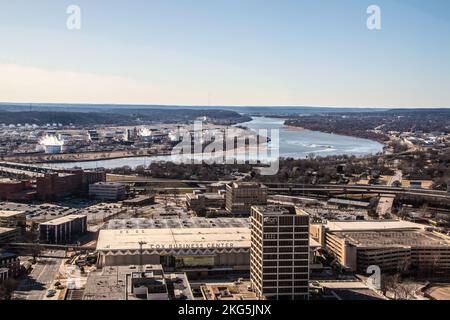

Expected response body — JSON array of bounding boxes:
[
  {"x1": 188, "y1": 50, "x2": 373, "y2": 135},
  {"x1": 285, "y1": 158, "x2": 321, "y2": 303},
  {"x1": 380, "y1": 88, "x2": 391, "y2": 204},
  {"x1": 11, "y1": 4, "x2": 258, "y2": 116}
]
[{"x1": 47, "y1": 117, "x2": 383, "y2": 170}]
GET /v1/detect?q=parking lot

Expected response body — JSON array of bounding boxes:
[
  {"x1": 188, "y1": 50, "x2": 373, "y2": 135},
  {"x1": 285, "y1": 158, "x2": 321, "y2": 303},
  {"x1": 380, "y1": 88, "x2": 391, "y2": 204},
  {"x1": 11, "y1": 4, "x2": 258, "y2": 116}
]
[
  {"x1": 106, "y1": 217, "x2": 250, "y2": 229},
  {"x1": 0, "y1": 200, "x2": 125, "y2": 224}
]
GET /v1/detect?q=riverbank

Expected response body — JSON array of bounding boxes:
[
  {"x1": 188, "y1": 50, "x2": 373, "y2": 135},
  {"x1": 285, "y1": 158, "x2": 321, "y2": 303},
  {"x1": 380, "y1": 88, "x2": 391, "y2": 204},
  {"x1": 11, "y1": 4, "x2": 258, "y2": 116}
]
[
  {"x1": 284, "y1": 125, "x2": 308, "y2": 132},
  {"x1": 11, "y1": 117, "x2": 384, "y2": 170},
  {"x1": 0, "y1": 149, "x2": 171, "y2": 164},
  {"x1": 283, "y1": 119, "x2": 389, "y2": 144}
]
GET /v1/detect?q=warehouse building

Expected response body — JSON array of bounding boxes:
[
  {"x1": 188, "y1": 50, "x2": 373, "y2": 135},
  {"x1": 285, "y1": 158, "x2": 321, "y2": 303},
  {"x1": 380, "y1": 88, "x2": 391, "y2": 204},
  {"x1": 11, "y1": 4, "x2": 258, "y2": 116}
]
[
  {"x1": 39, "y1": 215, "x2": 87, "y2": 244},
  {"x1": 96, "y1": 227, "x2": 251, "y2": 276}
]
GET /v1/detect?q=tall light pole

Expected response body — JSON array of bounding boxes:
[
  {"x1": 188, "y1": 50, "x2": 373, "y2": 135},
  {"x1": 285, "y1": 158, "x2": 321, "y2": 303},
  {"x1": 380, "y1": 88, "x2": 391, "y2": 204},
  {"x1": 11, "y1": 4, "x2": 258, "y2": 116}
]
[{"x1": 138, "y1": 241, "x2": 147, "y2": 273}]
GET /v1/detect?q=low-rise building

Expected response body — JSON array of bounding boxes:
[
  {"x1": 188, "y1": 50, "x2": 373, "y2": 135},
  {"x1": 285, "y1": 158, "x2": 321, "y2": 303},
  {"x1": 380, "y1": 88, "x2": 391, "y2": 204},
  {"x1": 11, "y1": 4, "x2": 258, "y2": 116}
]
[
  {"x1": 185, "y1": 192, "x2": 225, "y2": 212},
  {"x1": 310, "y1": 280, "x2": 386, "y2": 300},
  {"x1": 0, "y1": 227, "x2": 18, "y2": 243},
  {"x1": 89, "y1": 182, "x2": 126, "y2": 201},
  {"x1": 83, "y1": 265, "x2": 193, "y2": 300},
  {"x1": 0, "y1": 251, "x2": 20, "y2": 278},
  {"x1": 39, "y1": 215, "x2": 87, "y2": 244},
  {"x1": 0, "y1": 268, "x2": 9, "y2": 282},
  {"x1": 0, "y1": 210, "x2": 26, "y2": 228},
  {"x1": 226, "y1": 182, "x2": 268, "y2": 215},
  {"x1": 312, "y1": 220, "x2": 450, "y2": 276},
  {"x1": 201, "y1": 281, "x2": 258, "y2": 300},
  {"x1": 96, "y1": 227, "x2": 251, "y2": 275},
  {"x1": 123, "y1": 195, "x2": 155, "y2": 207}
]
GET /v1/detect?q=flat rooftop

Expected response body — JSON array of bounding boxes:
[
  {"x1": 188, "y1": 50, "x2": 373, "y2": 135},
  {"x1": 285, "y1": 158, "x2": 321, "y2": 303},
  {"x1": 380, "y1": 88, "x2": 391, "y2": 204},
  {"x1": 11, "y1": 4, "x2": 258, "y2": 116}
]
[
  {"x1": 0, "y1": 178, "x2": 21, "y2": 183},
  {"x1": 0, "y1": 227, "x2": 16, "y2": 234},
  {"x1": 328, "y1": 199, "x2": 370, "y2": 207},
  {"x1": 201, "y1": 282, "x2": 257, "y2": 300},
  {"x1": 97, "y1": 227, "x2": 251, "y2": 251},
  {"x1": 123, "y1": 195, "x2": 155, "y2": 202},
  {"x1": 40, "y1": 214, "x2": 86, "y2": 226},
  {"x1": 98, "y1": 224, "x2": 318, "y2": 252},
  {"x1": 334, "y1": 230, "x2": 450, "y2": 248},
  {"x1": 325, "y1": 220, "x2": 425, "y2": 232},
  {"x1": 230, "y1": 182, "x2": 267, "y2": 189},
  {"x1": 0, "y1": 210, "x2": 25, "y2": 218},
  {"x1": 91, "y1": 182, "x2": 123, "y2": 186},
  {"x1": 312, "y1": 280, "x2": 386, "y2": 301},
  {"x1": 106, "y1": 217, "x2": 250, "y2": 230},
  {"x1": 83, "y1": 265, "x2": 193, "y2": 300},
  {"x1": 252, "y1": 205, "x2": 309, "y2": 216},
  {"x1": 187, "y1": 193, "x2": 224, "y2": 200}
]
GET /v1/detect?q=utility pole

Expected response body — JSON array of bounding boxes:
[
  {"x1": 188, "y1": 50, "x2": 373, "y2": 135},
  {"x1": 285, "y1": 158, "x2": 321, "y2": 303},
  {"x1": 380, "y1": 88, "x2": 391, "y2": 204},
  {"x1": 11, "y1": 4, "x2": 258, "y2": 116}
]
[{"x1": 138, "y1": 241, "x2": 147, "y2": 273}]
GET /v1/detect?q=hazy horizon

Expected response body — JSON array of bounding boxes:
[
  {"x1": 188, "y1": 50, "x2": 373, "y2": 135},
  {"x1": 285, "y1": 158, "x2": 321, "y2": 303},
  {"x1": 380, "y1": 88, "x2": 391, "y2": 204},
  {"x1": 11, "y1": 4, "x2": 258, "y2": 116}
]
[{"x1": 0, "y1": 101, "x2": 448, "y2": 110}]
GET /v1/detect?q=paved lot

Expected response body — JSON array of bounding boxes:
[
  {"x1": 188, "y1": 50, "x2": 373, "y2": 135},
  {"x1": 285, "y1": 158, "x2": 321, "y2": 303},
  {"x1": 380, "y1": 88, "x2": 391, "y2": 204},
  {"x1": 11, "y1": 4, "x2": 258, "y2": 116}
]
[{"x1": 13, "y1": 250, "x2": 66, "y2": 300}]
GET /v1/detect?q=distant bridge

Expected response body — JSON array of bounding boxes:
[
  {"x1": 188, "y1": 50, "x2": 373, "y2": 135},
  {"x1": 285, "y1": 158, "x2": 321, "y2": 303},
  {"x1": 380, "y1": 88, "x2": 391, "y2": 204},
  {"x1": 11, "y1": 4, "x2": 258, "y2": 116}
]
[
  {"x1": 121, "y1": 178, "x2": 450, "y2": 206},
  {"x1": 2, "y1": 162, "x2": 450, "y2": 206},
  {"x1": 0, "y1": 161, "x2": 58, "y2": 177}
]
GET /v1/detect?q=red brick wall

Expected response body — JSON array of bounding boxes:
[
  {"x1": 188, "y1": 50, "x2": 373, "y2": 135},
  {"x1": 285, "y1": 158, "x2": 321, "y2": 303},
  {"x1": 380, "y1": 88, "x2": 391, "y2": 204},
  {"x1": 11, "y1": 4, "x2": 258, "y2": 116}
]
[{"x1": 36, "y1": 173, "x2": 83, "y2": 200}]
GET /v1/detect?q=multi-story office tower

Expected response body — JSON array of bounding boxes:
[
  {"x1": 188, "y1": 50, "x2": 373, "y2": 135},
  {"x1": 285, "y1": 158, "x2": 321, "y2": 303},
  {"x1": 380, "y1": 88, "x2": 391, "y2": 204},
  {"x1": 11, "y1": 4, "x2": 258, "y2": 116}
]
[
  {"x1": 226, "y1": 182, "x2": 268, "y2": 215},
  {"x1": 250, "y1": 205, "x2": 310, "y2": 300}
]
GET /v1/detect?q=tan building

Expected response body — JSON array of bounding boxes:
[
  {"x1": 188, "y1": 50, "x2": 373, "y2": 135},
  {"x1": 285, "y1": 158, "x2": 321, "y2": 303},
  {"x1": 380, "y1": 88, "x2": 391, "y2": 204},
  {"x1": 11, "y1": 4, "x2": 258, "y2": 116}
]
[
  {"x1": 83, "y1": 265, "x2": 193, "y2": 300},
  {"x1": 226, "y1": 182, "x2": 268, "y2": 215},
  {"x1": 0, "y1": 210, "x2": 26, "y2": 229},
  {"x1": 201, "y1": 281, "x2": 258, "y2": 300},
  {"x1": 250, "y1": 205, "x2": 310, "y2": 300},
  {"x1": 313, "y1": 220, "x2": 450, "y2": 276},
  {"x1": 0, "y1": 227, "x2": 18, "y2": 243},
  {"x1": 96, "y1": 227, "x2": 251, "y2": 276},
  {"x1": 89, "y1": 182, "x2": 125, "y2": 201},
  {"x1": 185, "y1": 192, "x2": 225, "y2": 212}
]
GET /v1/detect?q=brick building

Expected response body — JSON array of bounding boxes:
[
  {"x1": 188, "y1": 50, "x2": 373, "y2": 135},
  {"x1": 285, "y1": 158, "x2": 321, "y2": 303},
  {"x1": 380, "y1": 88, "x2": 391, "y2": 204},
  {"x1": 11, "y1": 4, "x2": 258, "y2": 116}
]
[
  {"x1": 0, "y1": 179, "x2": 35, "y2": 201},
  {"x1": 0, "y1": 251, "x2": 20, "y2": 278}
]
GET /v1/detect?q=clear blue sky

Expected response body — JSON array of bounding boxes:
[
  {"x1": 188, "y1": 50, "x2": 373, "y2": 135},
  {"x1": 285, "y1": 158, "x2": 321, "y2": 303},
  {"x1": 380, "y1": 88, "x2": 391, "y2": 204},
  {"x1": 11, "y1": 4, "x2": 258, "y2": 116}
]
[{"x1": 0, "y1": 0, "x2": 449, "y2": 107}]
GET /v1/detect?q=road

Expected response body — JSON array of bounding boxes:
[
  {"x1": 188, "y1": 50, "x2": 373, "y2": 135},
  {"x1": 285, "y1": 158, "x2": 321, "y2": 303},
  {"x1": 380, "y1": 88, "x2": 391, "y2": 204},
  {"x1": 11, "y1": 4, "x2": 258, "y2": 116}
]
[
  {"x1": 377, "y1": 196, "x2": 395, "y2": 217},
  {"x1": 13, "y1": 250, "x2": 66, "y2": 300},
  {"x1": 388, "y1": 170, "x2": 403, "y2": 187}
]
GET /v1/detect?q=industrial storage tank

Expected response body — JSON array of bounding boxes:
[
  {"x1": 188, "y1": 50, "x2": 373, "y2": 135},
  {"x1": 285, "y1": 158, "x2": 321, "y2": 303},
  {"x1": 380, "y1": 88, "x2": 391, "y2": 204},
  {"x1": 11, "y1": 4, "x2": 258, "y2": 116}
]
[
  {"x1": 44, "y1": 144, "x2": 62, "y2": 154},
  {"x1": 39, "y1": 135, "x2": 64, "y2": 154}
]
